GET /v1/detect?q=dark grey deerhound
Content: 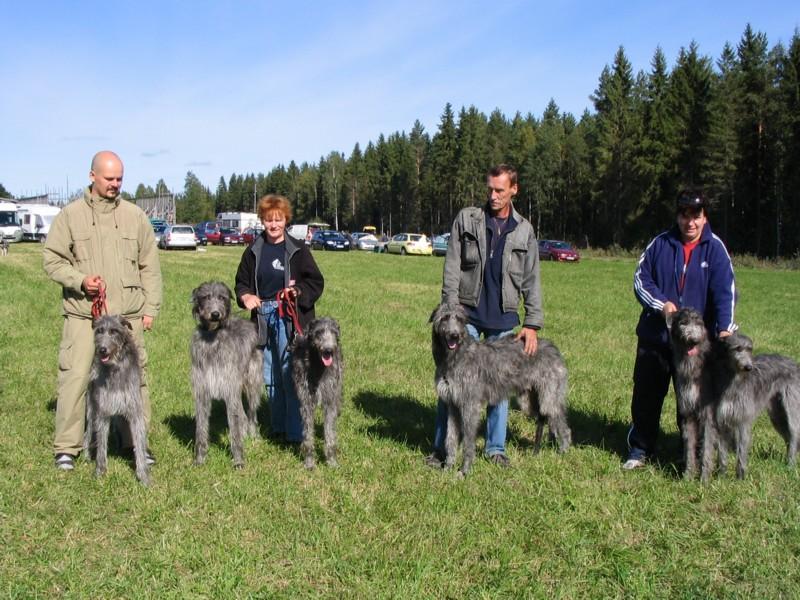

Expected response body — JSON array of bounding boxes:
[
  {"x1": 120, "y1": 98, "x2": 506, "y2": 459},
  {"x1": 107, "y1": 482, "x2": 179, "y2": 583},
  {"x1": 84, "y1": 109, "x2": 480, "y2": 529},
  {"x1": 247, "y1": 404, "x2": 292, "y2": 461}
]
[
  {"x1": 291, "y1": 317, "x2": 344, "y2": 469},
  {"x1": 711, "y1": 332, "x2": 800, "y2": 479},
  {"x1": 191, "y1": 281, "x2": 263, "y2": 469},
  {"x1": 83, "y1": 315, "x2": 150, "y2": 486},
  {"x1": 667, "y1": 307, "x2": 717, "y2": 481},
  {"x1": 0, "y1": 238, "x2": 8, "y2": 256},
  {"x1": 430, "y1": 302, "x2": 571, "y2": 477}
]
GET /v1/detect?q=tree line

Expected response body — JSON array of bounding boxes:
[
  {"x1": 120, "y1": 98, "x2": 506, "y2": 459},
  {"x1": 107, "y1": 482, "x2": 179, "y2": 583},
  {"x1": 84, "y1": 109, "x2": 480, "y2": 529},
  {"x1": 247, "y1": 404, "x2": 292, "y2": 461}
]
[{"x1": 140, "y1": 25, "x2": 798, "y2": 257}]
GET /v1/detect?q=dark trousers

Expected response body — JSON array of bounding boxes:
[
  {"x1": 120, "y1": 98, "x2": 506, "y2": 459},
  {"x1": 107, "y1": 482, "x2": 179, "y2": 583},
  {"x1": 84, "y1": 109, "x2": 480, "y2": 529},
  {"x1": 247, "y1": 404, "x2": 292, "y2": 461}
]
[{"x1": 628, "y1": 340, "x2": 678, "y2": 458}]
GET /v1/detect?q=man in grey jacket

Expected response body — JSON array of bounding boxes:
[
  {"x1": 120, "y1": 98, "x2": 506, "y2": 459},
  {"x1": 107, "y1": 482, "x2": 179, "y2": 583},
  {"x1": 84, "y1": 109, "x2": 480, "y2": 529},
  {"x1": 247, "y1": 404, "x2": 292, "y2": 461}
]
[{"x1": 426, "y1": 164, "x2": 543, "y2": 468}]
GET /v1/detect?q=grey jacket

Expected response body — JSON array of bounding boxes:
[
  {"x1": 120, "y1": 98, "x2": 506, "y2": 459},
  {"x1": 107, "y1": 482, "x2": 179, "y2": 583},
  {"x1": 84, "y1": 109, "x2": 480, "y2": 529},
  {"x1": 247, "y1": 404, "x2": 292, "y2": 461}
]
[{"x1": 441, "y1": 205, "x2": 543, "y2": 329}]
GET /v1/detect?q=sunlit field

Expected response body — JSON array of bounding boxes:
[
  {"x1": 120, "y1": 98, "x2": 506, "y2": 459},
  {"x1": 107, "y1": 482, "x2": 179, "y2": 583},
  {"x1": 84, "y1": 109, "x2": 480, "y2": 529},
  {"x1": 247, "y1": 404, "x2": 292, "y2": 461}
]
[{"x1": 1, "y1": 242, "x2": 799, "y2": 597}]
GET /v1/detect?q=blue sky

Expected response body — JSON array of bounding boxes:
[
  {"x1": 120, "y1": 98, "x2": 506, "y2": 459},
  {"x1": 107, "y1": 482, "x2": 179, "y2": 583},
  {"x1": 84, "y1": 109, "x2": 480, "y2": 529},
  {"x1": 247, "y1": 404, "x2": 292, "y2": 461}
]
[{"x1": 1, "y1": 1, "x2": 797, "y2": 198}]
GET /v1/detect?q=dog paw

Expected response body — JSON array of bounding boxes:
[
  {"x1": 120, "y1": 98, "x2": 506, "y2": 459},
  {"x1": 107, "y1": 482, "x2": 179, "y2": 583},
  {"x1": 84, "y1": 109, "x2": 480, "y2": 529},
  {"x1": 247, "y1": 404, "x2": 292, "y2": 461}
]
[{"x1": 233, "y1": 462, "x2": 245, "y2": 470}]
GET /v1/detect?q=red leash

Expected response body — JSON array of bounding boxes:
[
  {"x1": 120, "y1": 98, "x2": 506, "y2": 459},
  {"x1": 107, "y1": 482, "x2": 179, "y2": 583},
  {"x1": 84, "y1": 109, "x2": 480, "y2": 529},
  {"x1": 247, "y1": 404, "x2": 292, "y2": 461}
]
[
  {"x1": 276, "y1": 288, "x2": 302, "y2": 336},
  {"x1": 91, "y1": 282, "x2": 108, "y2": 320}
]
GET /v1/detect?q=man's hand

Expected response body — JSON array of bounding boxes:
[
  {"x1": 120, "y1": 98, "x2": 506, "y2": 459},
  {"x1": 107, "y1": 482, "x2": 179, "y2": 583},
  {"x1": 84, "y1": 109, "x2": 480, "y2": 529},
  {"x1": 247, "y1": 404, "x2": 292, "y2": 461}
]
[
  {"x1": 241, "y1": 293, "x2": 261, "y2": 310},
  {"x1": 143, "y1": 315, "x2": 154, "y2": 331},
  {"x1": 718, "y1": 330, "x2": 732, "y2": 338},
  {"x1": 82, "y1": 275, "x2": 104, "y2": 296},
  {"x1": 516, "y1": 327, "x2": 538, "y2": 355}
]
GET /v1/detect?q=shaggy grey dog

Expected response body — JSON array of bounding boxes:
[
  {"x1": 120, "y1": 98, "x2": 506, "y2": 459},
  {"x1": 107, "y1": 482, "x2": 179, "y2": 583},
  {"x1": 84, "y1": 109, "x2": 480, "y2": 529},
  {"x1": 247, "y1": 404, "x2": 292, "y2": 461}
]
[
  {"x1": 291, "y1": 317, "x2": 344, "y2": 469},
  {"x1": 667, "y1": 307, "x2": 717, "y2": 481},
  {"x1": 430, "y1": 302, "x2": 571, "y2": 477},
  {"x1": 83, "y1": 315, "x2": 150, "y2": 486},
  {"x1": 190, "y1": 281, "x2": 263, "y2": 469},
  {"x1": 711, "y1": 332, "x2": 800, "y2": 479},
  {"x1": 0, "y1": 238, "x2": 8, "y2": 256}
]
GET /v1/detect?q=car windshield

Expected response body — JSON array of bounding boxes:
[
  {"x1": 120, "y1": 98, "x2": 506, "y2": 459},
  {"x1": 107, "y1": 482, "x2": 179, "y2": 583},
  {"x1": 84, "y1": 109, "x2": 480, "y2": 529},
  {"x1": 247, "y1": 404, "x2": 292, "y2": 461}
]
[
  {"x1": 550, "y1": 241, "x2": 572, "y2": 249},
  {"x1": 221, "y1": 228, "x2": 238, "y2": 234},
  {"x1": 154, "y1": 225, "x2": 167, "y2": 233},
  {"x1": 172, "y1": 227, "x2": 193, "y2": 234}
]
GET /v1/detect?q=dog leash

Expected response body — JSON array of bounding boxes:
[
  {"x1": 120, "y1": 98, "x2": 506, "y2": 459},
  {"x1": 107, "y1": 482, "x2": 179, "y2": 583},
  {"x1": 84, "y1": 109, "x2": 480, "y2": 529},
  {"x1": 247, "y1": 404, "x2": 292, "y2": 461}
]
[
  {"x1": 276, "y1": 287, "x2": 303, "y2": 336},
  {"x1": 91, "y1": 282, "x2": 108, "y2": 320}
]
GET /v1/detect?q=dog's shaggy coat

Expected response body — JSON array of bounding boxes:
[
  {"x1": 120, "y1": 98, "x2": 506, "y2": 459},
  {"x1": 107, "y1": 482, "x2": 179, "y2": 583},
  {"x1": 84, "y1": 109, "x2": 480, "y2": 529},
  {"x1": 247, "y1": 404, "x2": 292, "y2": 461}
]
[
  {"x1": 711, "y1": 332, "x2": 800, "y2": 479},
  {"x1": 430, "y1": 303, "x2": 571, "y2": 476},
  {"x1": 291, "y1": 317, "x2": 344, "y2": 469},
  {"x1": 667, "y1": 307, "x2": 717, "y2": 481},
  {"x1": 190, "y1": 281, "x2": 263, "y2": 468},
  {"x1": 83, "y1": 315, "x2": 150, "y2": 486}
]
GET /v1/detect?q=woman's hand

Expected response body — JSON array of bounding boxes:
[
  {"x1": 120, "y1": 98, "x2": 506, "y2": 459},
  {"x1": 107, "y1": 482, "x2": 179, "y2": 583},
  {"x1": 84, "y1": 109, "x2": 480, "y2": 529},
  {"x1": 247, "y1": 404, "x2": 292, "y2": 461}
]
[{"x1": 241, "y1": 293, "x2": 261, "y2": 310}]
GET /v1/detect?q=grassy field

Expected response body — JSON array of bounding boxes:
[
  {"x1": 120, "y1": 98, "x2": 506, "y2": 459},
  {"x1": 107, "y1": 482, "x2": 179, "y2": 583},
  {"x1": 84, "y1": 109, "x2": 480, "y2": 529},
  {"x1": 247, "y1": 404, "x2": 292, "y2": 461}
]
[{"x1": 1, "y1": 242, "x2": 799, "y2": 598}]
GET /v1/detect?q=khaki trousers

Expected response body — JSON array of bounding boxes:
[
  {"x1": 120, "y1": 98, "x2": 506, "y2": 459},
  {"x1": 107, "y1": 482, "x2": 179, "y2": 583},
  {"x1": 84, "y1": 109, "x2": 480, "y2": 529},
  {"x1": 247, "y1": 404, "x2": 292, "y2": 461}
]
[{"x1": 53, "y1": 315, "x2": 150, "y2": 456}]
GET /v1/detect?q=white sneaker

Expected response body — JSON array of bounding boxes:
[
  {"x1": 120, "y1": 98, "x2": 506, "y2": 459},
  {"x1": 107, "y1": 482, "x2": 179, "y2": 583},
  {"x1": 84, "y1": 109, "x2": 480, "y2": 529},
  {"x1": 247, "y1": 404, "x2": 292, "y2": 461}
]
[
  {"x1": 54, "y1": 453, "x2": 75, "y2": 471},
  {"x1": 622, "y1": 457, "x2": 646, "y2": 470}
]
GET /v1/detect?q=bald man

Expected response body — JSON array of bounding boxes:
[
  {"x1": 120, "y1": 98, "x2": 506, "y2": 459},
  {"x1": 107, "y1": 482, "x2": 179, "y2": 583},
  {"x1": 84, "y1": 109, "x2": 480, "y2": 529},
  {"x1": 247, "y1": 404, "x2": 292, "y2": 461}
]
[{"x1": 43, "y1": 151, "x2": 162, "y2": 471}]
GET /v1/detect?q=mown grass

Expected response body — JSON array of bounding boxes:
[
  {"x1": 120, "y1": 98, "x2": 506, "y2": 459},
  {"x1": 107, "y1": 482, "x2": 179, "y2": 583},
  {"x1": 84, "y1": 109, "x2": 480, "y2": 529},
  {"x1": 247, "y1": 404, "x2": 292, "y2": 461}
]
[{"x1": 1, "y1": 243, "x2": 799, "y2": 598}]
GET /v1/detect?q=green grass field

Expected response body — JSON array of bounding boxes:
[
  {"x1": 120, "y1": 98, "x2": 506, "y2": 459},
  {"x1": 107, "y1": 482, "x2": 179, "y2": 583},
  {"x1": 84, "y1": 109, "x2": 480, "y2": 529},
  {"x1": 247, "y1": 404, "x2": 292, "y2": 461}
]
[{"x1": 1, "y1": 243, "x2": 799, "y2": 598}]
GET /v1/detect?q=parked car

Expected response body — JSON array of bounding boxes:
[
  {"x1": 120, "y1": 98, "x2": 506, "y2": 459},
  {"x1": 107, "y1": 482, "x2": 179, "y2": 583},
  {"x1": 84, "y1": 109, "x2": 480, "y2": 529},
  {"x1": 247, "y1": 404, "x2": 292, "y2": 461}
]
[
  {"x1": 242, "y1": 226, "x2": 265, "y2": 244},
  {"x1": 158, "y1": 224, "x2": 197, "y2": 250},
  {"x1": 386, "y1": 233, "x2": 432, "y2": 256},
  {"x1": 152, "y1": 224, "x2": 167, "y2": 246},
  {"x1": 195, "y1": 221, "x2": 222, "y2": 245},
  {"x1": 432, "y1": 233, "x2": 450, "y2": 256},
  {"x1": 350, "y1": 232, "x2": 378, "y2": 251},
  {"x1": 538, "y1": 239, "x2": 580, "y2": 262},
  {"x1": 311, "y1": 230, "x2": 351, "y2": 251},
  {"x1": 219, "y1": 227, "x2": 243, "y2": 245},
  {"x1": 194, "y1": 230, "x2": 207, "y2": 246}
]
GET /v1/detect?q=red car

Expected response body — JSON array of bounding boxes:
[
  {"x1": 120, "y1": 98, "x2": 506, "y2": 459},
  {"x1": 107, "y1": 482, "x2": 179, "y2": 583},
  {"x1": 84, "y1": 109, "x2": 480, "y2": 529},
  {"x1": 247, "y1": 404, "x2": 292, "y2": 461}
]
[
  {"x1": 242, "y1": 227, "x2": 264, "y2": 244},
  {"x1": 538, "y1": 240, "x2": 580, "y2": 262},
  {"x1": 218, "y1": 227, "x2": 243, "y2": 245}
]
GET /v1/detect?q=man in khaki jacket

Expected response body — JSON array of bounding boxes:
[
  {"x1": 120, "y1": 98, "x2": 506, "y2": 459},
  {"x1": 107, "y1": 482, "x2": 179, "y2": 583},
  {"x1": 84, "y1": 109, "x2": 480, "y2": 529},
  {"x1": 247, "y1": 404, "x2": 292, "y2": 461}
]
[{"x1": 43, "y1": 151, "x2": 162, "y2": 471}]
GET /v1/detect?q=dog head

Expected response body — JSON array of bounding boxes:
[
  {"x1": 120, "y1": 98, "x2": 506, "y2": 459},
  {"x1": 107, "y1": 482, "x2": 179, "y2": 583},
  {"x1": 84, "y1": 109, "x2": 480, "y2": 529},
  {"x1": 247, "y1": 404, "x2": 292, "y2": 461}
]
[
  {"x1": 430, "y1": 302, "x2": 469, "y2": 352},
  {"x1": 305, "y1": 317, "x2": 340, "y2": 368},
  {"x1": 716, "y1": 332, "x2": 754, "y2": 373},
  {"x1": 92, "y1": 314, "x2": 133, "y2": 366},
  {"x1": 668, "y1": 307, "x2": 708, "y2": 357},
  {"x1": 191, "y1": 281, "x2": 232, "y2": 330}
]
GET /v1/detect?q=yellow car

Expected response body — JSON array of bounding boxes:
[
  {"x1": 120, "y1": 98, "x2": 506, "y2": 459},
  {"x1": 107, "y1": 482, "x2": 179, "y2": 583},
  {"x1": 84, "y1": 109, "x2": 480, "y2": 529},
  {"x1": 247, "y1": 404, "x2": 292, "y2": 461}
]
[{"x1": 386, "y1": 233, "x2": 432, "y2": 256}]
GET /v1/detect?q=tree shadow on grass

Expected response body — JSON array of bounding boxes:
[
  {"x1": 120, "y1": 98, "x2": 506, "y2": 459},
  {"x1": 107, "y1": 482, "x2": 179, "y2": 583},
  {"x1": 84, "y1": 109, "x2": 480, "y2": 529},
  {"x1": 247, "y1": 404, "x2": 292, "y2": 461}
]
[{"x1": 352, "y1": 390, "x2": 436, "y2": 453}]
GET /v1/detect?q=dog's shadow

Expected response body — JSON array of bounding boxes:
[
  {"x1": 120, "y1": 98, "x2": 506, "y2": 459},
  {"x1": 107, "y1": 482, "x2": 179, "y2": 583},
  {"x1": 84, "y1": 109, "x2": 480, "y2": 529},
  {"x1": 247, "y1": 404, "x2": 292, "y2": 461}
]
[
  {"x1": 164, "y1": 401, "x2": 232, "y2": 451},
  {"x1": 353, "y1": 391, "x2": 436, "y2": 453}
]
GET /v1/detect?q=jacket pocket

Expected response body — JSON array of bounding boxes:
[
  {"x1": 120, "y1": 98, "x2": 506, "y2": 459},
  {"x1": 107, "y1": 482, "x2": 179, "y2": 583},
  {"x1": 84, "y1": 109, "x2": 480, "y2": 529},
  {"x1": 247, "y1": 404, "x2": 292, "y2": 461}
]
[
  {"x1": 507, "y1": 243, "x2": 528, "y2": 286},
  {"x1": 70, "y1": 229, "x2": 93, "y2": 264},
  {"x1": 460, "y1": 232, "x2": 480, "y2": 269}
]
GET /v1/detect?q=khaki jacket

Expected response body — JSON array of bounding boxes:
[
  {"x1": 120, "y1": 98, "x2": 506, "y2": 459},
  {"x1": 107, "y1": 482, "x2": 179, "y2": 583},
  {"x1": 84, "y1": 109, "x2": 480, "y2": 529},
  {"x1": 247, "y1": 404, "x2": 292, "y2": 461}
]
[{"x1": 43, "y1": 187, "x2": 162, "y2": 319}]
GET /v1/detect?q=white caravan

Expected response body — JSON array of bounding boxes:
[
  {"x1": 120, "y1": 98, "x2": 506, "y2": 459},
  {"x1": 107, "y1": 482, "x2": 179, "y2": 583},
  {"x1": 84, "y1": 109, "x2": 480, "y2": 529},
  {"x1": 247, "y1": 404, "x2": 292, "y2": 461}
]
[
  {"x1": 17, "y1": 204, "x2": 62, "y2": 241},
  {"x1": 217, "y1": 212, "x2": 259, "y2": 233}
]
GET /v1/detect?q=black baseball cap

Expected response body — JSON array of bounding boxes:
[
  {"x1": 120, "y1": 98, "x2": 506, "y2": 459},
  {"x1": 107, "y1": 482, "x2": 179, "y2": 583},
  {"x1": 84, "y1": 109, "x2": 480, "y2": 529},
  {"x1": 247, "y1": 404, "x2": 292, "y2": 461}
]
[{"x1": 676, "y1": 190, "x2": 706, "y2": 210}]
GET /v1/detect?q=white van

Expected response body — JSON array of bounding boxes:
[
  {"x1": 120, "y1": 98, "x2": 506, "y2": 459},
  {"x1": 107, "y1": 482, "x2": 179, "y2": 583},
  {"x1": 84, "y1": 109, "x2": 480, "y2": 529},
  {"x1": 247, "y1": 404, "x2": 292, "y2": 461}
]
[
  {"x1": 0, "y1": 201, "x2": 23, "y2": 243},
  {"x1": 217, "y1": 212, "x2": 259, "y2": 233},
  {"x1": 17, "y1": 204, "x2": 61, "y2": 241}
]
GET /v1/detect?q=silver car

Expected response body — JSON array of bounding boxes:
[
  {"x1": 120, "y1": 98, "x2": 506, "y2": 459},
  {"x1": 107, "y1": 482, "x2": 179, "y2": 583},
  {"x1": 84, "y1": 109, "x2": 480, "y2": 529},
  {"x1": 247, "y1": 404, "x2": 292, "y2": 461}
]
[{"x1": 159, "y1": 224, "x2": 197, "y2": 250}]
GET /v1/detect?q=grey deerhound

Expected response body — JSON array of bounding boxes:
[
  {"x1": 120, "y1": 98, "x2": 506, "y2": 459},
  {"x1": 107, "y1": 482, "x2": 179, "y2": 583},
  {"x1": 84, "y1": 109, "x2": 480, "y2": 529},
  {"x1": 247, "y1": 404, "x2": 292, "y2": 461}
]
[
  {"x1": 430, "y1": 302, "x2": 571, "y2": 477},
  {"x1": 667, "y1": 307, "x2": 717, "y2": 481},
  {"x1": 711, "y1": 332, "x2": 800, "y2": 479},
  {"x1": 191, "y1": 281, "x2": 263, "y2": 469},
  {"x1": 291, "y1": 317, "x2": 344, "y2": 469},
  {"x1": 83, "y1": 315, "x2": 150, "y2": 486}
]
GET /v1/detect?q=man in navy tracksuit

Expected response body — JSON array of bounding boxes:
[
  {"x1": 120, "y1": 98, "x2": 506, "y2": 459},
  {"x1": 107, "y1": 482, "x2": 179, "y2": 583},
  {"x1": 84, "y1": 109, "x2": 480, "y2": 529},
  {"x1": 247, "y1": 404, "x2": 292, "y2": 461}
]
[{"x1": 623, "y1": 190, "x2": 737, "y2": 469}]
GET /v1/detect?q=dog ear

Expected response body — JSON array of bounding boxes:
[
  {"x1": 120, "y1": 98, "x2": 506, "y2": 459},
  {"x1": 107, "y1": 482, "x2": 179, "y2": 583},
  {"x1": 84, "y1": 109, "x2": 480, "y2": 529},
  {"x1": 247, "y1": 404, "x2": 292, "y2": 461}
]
[
  {"x1": 120, "y1": 317, "x2": 133, "y2": 330},
  {"x1": 429, "y1": 306, "x2": 439, "y2": 324}
]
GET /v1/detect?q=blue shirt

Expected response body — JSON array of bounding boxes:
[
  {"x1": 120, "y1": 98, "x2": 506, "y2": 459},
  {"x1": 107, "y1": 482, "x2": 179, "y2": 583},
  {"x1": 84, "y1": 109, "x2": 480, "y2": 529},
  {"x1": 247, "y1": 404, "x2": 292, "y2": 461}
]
[{"x1": 467, "y1": 213, "x2": 520, "y2": 331}]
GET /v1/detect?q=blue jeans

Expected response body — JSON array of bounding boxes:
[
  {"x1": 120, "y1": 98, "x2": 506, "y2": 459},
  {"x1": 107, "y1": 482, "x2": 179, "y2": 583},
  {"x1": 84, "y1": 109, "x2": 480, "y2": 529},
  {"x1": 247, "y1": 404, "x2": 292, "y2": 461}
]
[
  {"x1": 260, "y1": 301, "x2": 302, "y2": 442},
  {"x1": 432, "y1": 323, "x2": 513, "y2": 457}
]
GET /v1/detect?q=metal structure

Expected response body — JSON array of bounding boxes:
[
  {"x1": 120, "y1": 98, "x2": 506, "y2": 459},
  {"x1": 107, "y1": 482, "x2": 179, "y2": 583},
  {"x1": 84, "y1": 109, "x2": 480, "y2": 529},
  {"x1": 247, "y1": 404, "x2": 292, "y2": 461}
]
[{"x1": 136, "y1": 193, "x2": 176, "y2": 225}]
